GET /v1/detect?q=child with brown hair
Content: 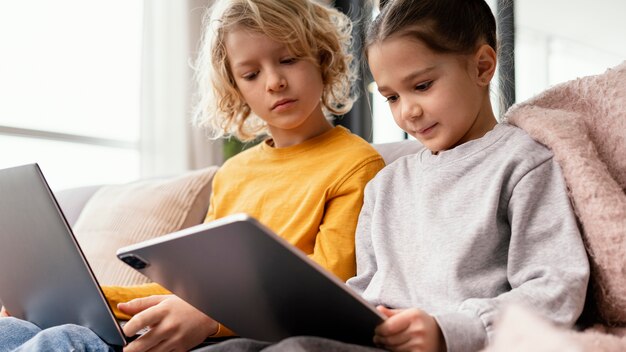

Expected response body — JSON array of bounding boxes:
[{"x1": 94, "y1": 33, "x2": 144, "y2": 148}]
[{"x1": 0, "y1": 0, "x2": 384, "y2": 351}]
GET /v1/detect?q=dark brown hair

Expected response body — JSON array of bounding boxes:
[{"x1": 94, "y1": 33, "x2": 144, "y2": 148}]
[{"x1": 366, "y1": 0, "x2": 497, "y2": 55}]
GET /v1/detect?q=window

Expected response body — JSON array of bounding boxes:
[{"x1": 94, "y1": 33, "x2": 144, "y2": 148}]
[
  {"x1": 0, "y1": 1, "x2": 143, "y2": 190},
  {"x1": 368, "y1": 4, "x2": 406, "y2": 144},
  {"x1": 515, "y1": 0, "x2": 626, "y2": 102}
]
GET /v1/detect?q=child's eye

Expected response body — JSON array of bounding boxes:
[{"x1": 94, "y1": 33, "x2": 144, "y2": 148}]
[
  {"x1": 415, "y1": 81, "x2": 433, "y2": 91},
  {"x1": 242, "y1": 72, "x2": 258, "y2": 81},
  {"x1": 280, "y1": 57, "x2": 298, "y2": 65},
  {"x1": 384, "y1": 95, "x2": 399, "y2": 104}
]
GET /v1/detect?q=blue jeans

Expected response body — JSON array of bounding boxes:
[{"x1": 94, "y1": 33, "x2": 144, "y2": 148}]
[{"x1": 0, "y1": 317, "x2": 113, "y2": 352}]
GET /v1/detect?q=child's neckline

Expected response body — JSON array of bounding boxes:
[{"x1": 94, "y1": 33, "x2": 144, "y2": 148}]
[
  {"x1": 260, "y1": 125, "x2": 348, "y2": 158},
  {"x1": 419, "y1": 123, "x2": 511, "y2": 165}
]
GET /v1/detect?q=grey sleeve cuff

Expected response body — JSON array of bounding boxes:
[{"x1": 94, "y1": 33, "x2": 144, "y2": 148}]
[{"x1": 433, "y1": 312, "x2": 487, "y2": 352}]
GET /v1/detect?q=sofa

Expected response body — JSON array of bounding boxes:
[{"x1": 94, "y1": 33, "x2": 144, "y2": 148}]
[{"x1": 54, "y1": 58, "x2": 626, "y2": 351}]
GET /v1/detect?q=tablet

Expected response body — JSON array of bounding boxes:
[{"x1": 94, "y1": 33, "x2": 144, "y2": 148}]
[{"x1": 116, "y1": 213, "x2": 384, "y2": 346}]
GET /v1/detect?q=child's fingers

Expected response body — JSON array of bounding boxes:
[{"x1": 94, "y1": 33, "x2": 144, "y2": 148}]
[
  {"x1": 123, "y1": 328, "x2": 166, "y2": 352},
  {"x1": 373, "y1": 331, "x2": 411, "y2": 349},
  {"x1": 0, "y1": 306, "x2": 10, "y2": 317},
  {"x1": 118, "y1": 295, "x2": 172, "y2": 337},
  {"x1": 121, "y1": 303, "x2": 165, "y2": 337},
  {"x1": 377, "y1": 305, "x2": 401, "y2": 317},
  {"x1": 375, "y1": 308, "x2": 412, "y2": 337},
  {"x1": 384, "y1": 336, "x2": 426, "y2": 352},
  {"x1": 118, "y1": 294, "x2": 169, "y2": 315}
]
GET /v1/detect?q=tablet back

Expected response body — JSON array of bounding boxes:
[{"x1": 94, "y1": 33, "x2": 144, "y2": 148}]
[
  {"x1": 0, "y1": 164, "x2": 127, "y2": 346},
  {"x1": 117, "y1": 214, "x2": 384, "y2": 346}
]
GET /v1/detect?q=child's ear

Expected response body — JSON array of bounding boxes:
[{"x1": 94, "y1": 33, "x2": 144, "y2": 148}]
[{"x1": 474, "y1": 44, "x2": 497, "y2": 87}]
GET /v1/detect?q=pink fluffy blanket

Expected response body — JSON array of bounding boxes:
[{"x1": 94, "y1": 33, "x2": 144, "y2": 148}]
[{"x1": 502, "y1": 61, "x2": 626, "y2": 350}]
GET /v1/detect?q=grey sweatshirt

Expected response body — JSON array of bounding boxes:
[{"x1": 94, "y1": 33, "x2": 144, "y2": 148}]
[{"x1": 347, "y1": 123, "x2": 589, "y2": 352}]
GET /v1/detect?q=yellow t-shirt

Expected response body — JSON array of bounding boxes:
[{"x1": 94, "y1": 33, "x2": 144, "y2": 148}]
[{"x1": 102, "y1": 126, "x2": 385, "y2": 329}]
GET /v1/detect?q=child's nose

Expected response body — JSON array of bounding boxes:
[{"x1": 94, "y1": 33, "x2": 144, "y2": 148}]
[
  {"x1": 402, "y1": 100, "x2": 423, "y2": 121},
  {"x1": 266, "y1": 72, "x2": 287, "y2": 92}
]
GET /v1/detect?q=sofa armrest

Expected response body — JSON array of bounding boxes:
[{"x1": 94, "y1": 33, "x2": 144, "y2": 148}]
[
  {"x1": 373, "y1": 140, "x2": 423, "y2": 164},
  {"x1": 54, "y1": 185, "x2": 103, "y2": 227}
]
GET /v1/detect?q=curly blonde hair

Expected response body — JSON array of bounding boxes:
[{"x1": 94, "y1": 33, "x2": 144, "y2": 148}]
[{"x1": 193, "y1": 0, "x2": 356, "y2": 141}]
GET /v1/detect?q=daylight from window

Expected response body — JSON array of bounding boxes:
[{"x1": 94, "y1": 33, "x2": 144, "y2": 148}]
[{"x1": 0, "y1": 1, "x2": 143, "y2": 190}]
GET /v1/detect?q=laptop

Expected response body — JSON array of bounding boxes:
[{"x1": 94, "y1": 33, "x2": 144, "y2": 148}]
[
  {"x1": 116, "y1": 213, "x2": 385, "y2": 346},
  {"x1": 0, "y1": 163, "x2": 128, "y2": 347}
]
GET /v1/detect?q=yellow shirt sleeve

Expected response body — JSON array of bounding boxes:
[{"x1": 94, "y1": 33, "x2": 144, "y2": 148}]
[{"x1": 306, "y1": 158, "x2": 385, "y2": 281}]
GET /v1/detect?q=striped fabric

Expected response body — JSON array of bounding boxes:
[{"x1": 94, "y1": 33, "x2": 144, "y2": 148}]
[{"x1": 73, "y1": 166, "x2": 218, "y2": 286}]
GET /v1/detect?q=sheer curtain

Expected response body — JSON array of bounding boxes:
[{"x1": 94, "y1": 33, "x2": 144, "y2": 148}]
[{"x1": 140, "y1": 0, "x2": 222, "y2": 178}]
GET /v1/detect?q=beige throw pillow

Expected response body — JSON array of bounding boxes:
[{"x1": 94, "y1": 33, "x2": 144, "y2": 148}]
[{"x1": 73, "y1": 166, "x2": 218, "y2": 286}]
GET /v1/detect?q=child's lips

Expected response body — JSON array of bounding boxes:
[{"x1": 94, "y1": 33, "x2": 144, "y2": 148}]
[
  {"x1": 271, "y1": 99, "x2": 296, "y2": 111},
  {"x1": 417, "y1": 123, "x2": 437, "y2": 135}
]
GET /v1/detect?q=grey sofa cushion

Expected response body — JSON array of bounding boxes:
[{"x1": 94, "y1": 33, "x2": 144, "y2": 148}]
[
  {"x1": 373, "y1": 140, "x2": 423, "y2": 164},
  {"x1": 55, "y1": 185, "x2": 103, "y2": 227}
]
